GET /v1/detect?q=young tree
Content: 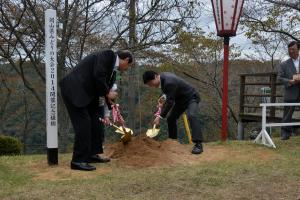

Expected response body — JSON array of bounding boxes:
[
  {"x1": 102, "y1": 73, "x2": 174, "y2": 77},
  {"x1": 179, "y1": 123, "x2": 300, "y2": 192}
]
[
  {"x1": 242, "y1": 0, "x2": 299, "y2": 44},
  {"x1": 164, "y1": 30, "x2": 241, "y2": 138},
  {"x1": 106, "y1": 0, "x2": 204, "y2": 132}
]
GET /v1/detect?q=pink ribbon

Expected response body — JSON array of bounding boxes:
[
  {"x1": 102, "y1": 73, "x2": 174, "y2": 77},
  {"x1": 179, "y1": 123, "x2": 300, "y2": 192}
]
[
  {"x1": 154, "y1": 105, "x2": 162, "y2": 117},
  {"x1": 112, "y1": 104, "x2": 125, "y2": 126}
]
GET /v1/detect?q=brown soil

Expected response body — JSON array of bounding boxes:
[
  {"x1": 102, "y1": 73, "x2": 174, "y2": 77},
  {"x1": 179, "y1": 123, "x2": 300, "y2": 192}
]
[
  {"x1": 103, "y1": 135, "x2": 277, "y2": 168},
  {"x1": 104, "y1": 135, "x2": 199, "y2": 168}
]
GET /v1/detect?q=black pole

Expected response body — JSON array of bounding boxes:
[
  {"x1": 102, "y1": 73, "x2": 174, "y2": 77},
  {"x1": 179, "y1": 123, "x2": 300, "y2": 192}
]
[{"x1": 47, "y1": 148, "x2": 58, "y2": 165}]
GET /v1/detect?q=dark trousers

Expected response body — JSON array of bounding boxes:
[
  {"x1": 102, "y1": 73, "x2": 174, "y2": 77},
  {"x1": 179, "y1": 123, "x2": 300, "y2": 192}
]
[
  {"x1": 281, "y1": 104, "x2": 296, "y2": 137},
  {"x1": 167, "y1": 99, "x2": 203, "y2": 143},
  {"x1": 62, "y1": 96, "x2": 104, "y2": 162}
]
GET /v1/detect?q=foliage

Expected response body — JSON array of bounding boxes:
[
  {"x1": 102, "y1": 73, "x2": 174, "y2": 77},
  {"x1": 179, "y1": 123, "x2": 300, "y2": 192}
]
[
  {"x1": 2, "y1": 0, "x2": 298, "y2": 152},
  {"x1": 158, "y1": 30, "x2": 242, "y2": 139},
  {"x1": 241, "y1": 0, "x2": 300, "y2": 61},
  {"x1": 0, "y1": 0, "x2": 206, "y2": 151},
  {"x1": 242, "y1": 0, "x2": 299, "y2": 42},
  {"x1": 0, "y1": 135, "x2": 22, "y2": 156}
]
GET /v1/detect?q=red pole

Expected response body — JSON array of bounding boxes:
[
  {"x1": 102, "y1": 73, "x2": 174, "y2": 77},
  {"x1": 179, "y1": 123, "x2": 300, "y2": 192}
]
[{"x1": 221, "y1": 36, "x2": 230, "y2": 141}]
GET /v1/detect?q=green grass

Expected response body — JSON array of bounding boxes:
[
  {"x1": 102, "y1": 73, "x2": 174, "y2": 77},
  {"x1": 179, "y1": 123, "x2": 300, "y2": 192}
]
[{"x1": 1, "y1": 137, "x2": 300, "y2": 200}]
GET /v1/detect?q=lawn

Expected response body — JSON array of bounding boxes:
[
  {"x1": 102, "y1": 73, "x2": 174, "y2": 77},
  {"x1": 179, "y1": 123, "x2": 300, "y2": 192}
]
[{"x1": 0, "y1": 136, "x2": 300, "y2": 200}]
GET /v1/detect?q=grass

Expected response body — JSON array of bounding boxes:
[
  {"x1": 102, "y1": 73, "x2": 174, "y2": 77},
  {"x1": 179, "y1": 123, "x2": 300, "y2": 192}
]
[{"x1": 1, "y1": 137, "x2": 300, "y2": 200}]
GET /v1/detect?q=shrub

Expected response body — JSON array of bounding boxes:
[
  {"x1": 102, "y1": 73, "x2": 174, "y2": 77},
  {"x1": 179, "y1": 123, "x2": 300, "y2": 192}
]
[{"x1": 0, "y1": 135, "x2": 22, "y2": 156}]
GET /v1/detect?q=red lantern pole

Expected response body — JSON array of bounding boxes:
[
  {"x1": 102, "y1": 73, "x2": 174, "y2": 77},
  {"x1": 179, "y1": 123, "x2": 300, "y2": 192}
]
[
  {"x1": 211, "y1": 0, "x2": 244, "y2": 141},
  {"x1": 221, "y1": 36, "x2": 230, "y2": 141}
]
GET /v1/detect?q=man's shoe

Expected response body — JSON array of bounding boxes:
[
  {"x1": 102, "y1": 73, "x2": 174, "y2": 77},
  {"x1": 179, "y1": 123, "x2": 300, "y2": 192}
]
[
  {"x1": 192, "y1": 143, "x2": 203, "y2": 154},
  {"x1": 70, "y1": 162, "x2": 96, "y2": 171},
  {"x1": 88, "y1": 155, "x2": 111, "y2": 163}
]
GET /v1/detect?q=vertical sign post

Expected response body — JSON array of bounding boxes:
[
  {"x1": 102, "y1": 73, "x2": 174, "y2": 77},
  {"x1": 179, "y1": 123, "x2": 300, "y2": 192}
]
[{"x1": 45, "y1": 9, "x2": 58, "y2": 165}]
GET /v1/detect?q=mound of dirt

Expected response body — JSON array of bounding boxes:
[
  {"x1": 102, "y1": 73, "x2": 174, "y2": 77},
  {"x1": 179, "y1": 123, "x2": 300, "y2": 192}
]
[{"x1": 104, "y1": 135, "x2": 199, "y2": 168}]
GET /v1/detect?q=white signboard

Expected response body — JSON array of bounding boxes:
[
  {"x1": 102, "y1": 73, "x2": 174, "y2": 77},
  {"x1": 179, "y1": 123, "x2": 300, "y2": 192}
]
[{"x1": 45, "y1": 9, "x2": 58, "y2": 149}]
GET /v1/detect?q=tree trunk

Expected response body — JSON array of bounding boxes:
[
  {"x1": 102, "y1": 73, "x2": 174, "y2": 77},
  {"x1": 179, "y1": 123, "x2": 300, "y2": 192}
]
[{"x1": 127, "y1": 0, "x2": 137, "y2": 131}]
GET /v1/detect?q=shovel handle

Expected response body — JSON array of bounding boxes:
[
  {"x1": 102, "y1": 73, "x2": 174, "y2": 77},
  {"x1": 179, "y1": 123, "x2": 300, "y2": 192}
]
[
  {"x1": 99, "y1": 117, "x2": 123, "y2": 132},
  {"x1": 152, "y1": 124, "x2": 156, "y2": 132}
]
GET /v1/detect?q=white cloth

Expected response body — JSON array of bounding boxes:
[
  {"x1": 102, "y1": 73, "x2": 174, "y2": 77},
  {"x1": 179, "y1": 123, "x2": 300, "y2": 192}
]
[
  {"x1": 104, "y1": 55, "x2": 119, "y2": 118},
  {"x1": 293, "y1": 56, "x2": 300, "y2": 73},
  {"x1": 114, "y1": 56, "x2": 119, "y2": 71},
  {"x1": 103, "y1": 83, "x2": 118, "y2": 118}
]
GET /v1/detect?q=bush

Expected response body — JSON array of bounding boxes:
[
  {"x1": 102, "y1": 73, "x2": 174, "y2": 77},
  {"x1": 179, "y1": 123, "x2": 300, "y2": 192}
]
[{"x1": 0, "y1": 135, "x2": 22, "y2": 156}]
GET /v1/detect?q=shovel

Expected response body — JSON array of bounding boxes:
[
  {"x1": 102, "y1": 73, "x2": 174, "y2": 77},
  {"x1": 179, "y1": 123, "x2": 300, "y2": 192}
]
[
  {"x1": 99, "y1": 118, "x2": 133, "y2": 143},
  {"x1": 115, "y1": 126, "x2": 133, "y2": 144},
  {"x1": 146, "y1": 124, "x2": 160, "y2": 138}
]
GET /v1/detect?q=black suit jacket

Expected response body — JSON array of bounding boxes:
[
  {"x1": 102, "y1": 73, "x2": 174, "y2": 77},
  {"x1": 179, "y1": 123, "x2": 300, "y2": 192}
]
[
  {"x1": 160, "y1": 72, "x2": 200, "y2": 118},
  {"x1": 59, "y1": 49, "x2": 116, "y2": 107}
]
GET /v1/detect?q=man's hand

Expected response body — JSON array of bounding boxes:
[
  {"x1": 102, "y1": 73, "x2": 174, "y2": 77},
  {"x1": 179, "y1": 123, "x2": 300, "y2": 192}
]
[
  {"x1": 153, "y1": 116, "x2": 161, "y2": 126},
  {"x1": 157, "y1": 100, "x2": 164, "y2": 108},
  {"x1": 102, "y1": 117, "x2": 111, "y2": 125},
  {"x1": 106, "y1": 91, "x2": 118, "y2": 103},
  {"x1": 288, "y1": 79, "x2": 299, "y2": 85}
]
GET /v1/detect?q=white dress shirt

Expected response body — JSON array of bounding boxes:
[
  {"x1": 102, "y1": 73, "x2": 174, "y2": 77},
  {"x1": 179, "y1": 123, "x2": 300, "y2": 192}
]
[
  {"x1": 293, "y1": 56, "x2": 300, "y2": 73},
  {"x1": 103, "y1": 55, "x2": 120, "y2": 117}
]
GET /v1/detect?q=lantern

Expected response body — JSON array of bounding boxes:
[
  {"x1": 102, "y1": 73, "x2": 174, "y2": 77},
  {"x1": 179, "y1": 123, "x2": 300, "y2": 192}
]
[
  {"x1": 211, "y1": 0, "x2": 244, "y2": 37},
  {"x1": 211, "y1": 0, "x2": 244, "y2": 141}
]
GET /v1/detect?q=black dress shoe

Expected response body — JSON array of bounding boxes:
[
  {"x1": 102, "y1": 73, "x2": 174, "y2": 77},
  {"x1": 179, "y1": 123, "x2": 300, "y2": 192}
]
[
  {"x1": 192, "y1": 143, "x2": 203, "y2": 154},
  {"x1": 70, "y1": 162, "x2": 96, "y2": 171},
  {"x1": 88, "y1": 155, "x2": 111, "y2": 163}
]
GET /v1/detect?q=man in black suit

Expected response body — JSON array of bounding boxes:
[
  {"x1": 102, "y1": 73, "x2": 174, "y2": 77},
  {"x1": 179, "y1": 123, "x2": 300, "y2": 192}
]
[
  {"x1": 143, "y1": 71, "x2": 204, "y2": 154},
  {"x1": 278, "y1": 41, "x2": 300, "y2": 140},
  {"x1": 60, "y1": 49, "x2": 133, "y2": 171}
]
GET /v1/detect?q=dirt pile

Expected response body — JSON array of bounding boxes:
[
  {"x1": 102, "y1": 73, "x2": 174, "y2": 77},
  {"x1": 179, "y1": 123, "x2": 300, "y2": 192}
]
[{"x1": 104, "y1": 135, "x2": 199, "y2": 168}]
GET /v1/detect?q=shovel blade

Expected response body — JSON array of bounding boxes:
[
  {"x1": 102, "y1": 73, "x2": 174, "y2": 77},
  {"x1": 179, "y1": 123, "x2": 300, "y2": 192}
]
[
  {"x1": 115, "y1": 127, "x2": 133, "y2": 134},
  {"x1": 115, "y1": 128, "x2": 133, "y2": 144},
  {"x1": 120, "y1": 131, "x2": 132, "y2": 144},
  {"x1": 146, "y1": 128, "x2": 160, "y2": 138}
]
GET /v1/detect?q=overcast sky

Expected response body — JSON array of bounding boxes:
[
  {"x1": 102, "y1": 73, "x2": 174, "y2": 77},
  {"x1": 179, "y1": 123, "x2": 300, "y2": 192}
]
[{"x1": 199, "y1": 2, "x2": 290, "y2": 61}]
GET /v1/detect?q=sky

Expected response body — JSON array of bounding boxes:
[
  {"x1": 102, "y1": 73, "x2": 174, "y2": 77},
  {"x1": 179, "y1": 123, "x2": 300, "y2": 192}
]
[{"x1": 198, "y1": 1, "x2": 290, "y2": 61}]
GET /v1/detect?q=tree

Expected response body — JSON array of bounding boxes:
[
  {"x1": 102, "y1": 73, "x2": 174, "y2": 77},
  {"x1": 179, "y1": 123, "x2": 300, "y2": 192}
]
[
  {"x1": 0, "y1": 0, "x2": 116, "y2": 151},
  {"x1": 0, "y1": 0, "x2": 205, "y2": 150},
  {"x1": 107, "y1": 0, "x2": 204, "y2": 132},
  {"x1": 162, "y1": 30, "x2": 241, "y2": 138},
  {"x1": 242, "y1": 0, "x2": 299, "y2": 43},
  {"x1": 243, "y1": 32, "x2": 283, "y2": 70}
]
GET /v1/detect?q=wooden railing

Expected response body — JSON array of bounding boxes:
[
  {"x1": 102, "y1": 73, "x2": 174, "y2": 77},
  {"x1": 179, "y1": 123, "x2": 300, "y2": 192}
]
[{"x1": 239, "y1": 72, "x2": 282, "y2": 118}]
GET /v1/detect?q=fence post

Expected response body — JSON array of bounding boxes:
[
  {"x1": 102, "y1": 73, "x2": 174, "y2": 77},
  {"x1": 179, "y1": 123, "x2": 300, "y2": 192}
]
[
  {"x1": 270, "y1": 73, "x2": 277, "y2": 117},
  {"x1": 239, "y1": 75, "x2": 245, "y2": 114},
  {"x1": 238, "y1": 75, "x2": 245, "y2": 140},
  {"x1": 254, "y1": 103, "x2": 276, "y2": 148},
  {"x1": 261, "y1": 105, "x2": 267, "y2": 144},
  {"x1": 237, "y1": 121, "x2": 244, "y2": 140}
]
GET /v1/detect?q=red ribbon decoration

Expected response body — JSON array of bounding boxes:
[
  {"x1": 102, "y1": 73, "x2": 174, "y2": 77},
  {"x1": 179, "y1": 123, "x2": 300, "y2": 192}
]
[{"x1": 112, "y1": 104, "x2": 125, "y2": 126}]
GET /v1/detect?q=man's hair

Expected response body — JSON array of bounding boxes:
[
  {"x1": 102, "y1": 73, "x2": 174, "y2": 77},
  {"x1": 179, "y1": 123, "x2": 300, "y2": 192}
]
[
  {"x1": 117, "y1": 50, "x2": 133, "y2": 63},
  {"x1": 288, "y1": 41, "x2": 300, "y2": 49},
  {"x1": 143, "y1": 70, "x2": 158, "y2": 84}
]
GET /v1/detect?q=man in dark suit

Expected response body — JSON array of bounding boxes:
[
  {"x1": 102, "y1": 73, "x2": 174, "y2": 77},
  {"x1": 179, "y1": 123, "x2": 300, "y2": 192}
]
[
  {"x1": 143, "y1": 71, "x2": 204, "y2": 154},
  {"x1": 278, "y1": 41, "x2": 300, "y2": 140},
  {"x1": 60, "y1": 49, "x2": 133, "y2": 170}
]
